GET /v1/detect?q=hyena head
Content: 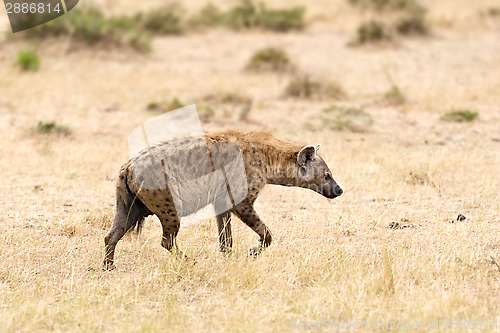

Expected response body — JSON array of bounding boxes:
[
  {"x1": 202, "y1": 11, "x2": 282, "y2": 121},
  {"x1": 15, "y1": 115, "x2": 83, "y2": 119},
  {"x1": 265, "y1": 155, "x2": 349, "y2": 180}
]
[{"x1": 296, "y1": 145, "x2": 343, "y2": 199}]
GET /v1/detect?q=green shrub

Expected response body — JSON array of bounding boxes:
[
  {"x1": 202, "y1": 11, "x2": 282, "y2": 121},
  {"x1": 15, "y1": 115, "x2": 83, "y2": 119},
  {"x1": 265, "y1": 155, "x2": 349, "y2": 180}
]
[
  {"x1": 17, "y1": 49, "x2": 40, "y2": 71},
  {"x1": 384, "y1": 85, "x2": 405, "y2": 105},
  {"x1": 441, "y1": 109, "x2": 479, "y2": 123},
  {"x1": 189, "y1": 3, "x2": 224, "y2": 28},
  {"x1": 36, "y1": 121, "x2": 71, "y2": 135},
  {"x1": 257, "y1": 7, "x2": 305, "y2": 32},
  {"x1": 321, "y1": 105, "x2": 373, "y2": 132},
  {"x1": 396, "y1": 7, "x2": 428, "y2": 35},
  {"x1": 246, "y1": 47, "x2": 291, "y2": 72},
  {"x1": 488, "y1": 8, "x2": 500, "y2": 16},
  {"x1": 146, "y1": 98, "x2": 185, "y2": 112},
  {"x1": 24, "y1": 6, "x2": 153, "y2": 52},
  {"x1": 194, "y1": 0, "x2": 305, "y2": 32},
  {"x1": 347, "y1": 0, "x2": 421, "y2": 12},
  {"x1": 285, "y1": 76, "x2": 346, "y2": 99},
  {"x1": 355, "y1": 20, "x2": 391, "y2": 44},
  {"x1": 285, "y1": 76, "x2": 321, "y2": 98},
  {"x1": 138, "y1": 6, "x2": 183, "y2": 34}
]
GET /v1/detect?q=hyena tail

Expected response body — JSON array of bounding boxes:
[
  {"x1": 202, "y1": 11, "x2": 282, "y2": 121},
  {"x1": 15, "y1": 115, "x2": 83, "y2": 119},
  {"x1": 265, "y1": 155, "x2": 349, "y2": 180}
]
[{"x1": 116, "y1": 164, "x2": 150, "y2": 233}]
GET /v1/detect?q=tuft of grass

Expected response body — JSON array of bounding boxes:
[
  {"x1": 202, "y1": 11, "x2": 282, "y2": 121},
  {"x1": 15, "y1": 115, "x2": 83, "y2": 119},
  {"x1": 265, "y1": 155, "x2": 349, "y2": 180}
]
[
  {"x1": 138, "y1": 5, "x2": 183, "y2": 35},
  {"x1": 146, "y1": 98, "x2": 185, "y2": 112},
  {"x1": 189, "y1": 3, "x2": 224, "y2": 28},
  {"x1": 408, "y1": 171, "x2": 432, "y2": 185},
  {"x1": 17, "y1": 49, "x2": 40, "y2": 71},
  {"x1": 256, "y1": 6, "x2": 305, "y2": 32},
  {"x1": 191, "y1": 0, "x2": 305, "y2": 32},
  {"x1": 384, "y1": 85, "x2": 405, "y2": 105},
  {"x1": 396, "y1": 7, "x2": 428, "y2": 35},
  {"x1": 347, "y1": 0, "x2": 422, "y2": 12},
  {"x1": 355, "y1": 20, "x2": 391, "y2": 44},
  {"x1": 285, "y1": 76, "x2": 321, "y2": 98},
  {"x1": 246, "y1": 47, "x2": 291, "y2": 72},
  {"x1": 36, "y1": 121, "x2": 71, "y2": 136},
  {"x1": 285, "y1": 76, "x2": 346, "y2": 99},
  {"x1": 321, "y1": 105, "x2": 374, "y2": 132},
  {"x1": 23, "y1": 5, "x2": 154, "y2": 52},
  {"x1": 441, "y1": 109, "x2": 479, "y2": 123},
  {"x1": 488, "y1": 8, "x2": 500, "y2": 17}
]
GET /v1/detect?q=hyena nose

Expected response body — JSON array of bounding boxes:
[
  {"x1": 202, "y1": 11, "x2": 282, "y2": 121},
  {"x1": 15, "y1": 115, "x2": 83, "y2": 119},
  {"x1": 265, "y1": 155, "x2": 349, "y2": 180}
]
[{"x1": 334, "y1": 185, "x2": 343, "y2": 196}]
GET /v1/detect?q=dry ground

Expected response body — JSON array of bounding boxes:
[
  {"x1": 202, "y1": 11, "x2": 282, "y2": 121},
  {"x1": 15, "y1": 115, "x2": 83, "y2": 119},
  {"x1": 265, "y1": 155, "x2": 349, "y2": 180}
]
[{"x1": 0, "y1": 0, "x2": 500, "y2": 332}]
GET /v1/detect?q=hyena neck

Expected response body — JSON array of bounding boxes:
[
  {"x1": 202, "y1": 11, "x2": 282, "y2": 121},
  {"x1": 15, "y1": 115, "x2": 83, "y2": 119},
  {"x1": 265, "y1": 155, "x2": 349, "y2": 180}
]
[{"x1": 260, "y1": 147, "x2": 300, "y2": 186}]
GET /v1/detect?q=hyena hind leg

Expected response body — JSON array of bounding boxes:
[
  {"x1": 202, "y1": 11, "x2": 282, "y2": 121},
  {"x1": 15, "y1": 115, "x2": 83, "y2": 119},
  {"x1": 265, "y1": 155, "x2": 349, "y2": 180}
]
[
  {"x1": 216, "y1": 211, "x2": 233, "y2": 253},
  {"x1": 104, "y1": 199, "x2": 144, "y2": 270}
]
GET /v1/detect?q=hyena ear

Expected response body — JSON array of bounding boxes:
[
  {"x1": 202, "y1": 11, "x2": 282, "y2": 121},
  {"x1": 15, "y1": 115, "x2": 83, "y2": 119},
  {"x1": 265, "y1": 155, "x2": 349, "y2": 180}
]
[
  {"x1": 297, "y1": 145, "x2": 317, "y2": 167},
  {"x1": 315, "y1": 144, "x2": 321, "y2": 152}
]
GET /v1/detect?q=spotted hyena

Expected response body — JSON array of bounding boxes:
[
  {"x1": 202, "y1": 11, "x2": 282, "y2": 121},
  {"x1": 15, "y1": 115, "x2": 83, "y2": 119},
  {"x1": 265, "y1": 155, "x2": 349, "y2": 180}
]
[{"x1": 104, "y1": 130, "x2": 343, "y2": 269}]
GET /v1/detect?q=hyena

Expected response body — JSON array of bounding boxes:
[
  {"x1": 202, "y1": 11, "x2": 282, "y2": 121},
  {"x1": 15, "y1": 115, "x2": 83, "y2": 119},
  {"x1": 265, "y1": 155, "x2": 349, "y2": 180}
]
[{"x1": 104, "y1": 130, "x2": 342, "y2": 269}]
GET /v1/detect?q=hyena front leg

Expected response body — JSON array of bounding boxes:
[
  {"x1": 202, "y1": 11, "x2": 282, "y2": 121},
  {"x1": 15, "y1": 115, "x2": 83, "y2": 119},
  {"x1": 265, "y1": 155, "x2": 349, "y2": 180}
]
[
  {"x1": 216, "y1": 211, "x2": 233, "y2": 253},
  {"x1": 158, "y1": 213, "x2": 185, "y2": 259},
  {"x1": 232, "y1": 202, "x2": 272, "y2": 255}
]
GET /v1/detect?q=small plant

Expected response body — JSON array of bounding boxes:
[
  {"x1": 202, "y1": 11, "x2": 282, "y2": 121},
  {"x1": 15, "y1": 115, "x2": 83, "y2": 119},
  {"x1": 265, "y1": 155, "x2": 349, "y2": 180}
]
[
  {"x1": 355, "y1": 20, "x2": 391, "y2": 44},
  {"x1": 322, "y1": 82, "x2": 347, "y2": 100},
  {"x1": 285, "y1": 76, "x2": 346, "y2": 99},
  {"x1": 408, "y1": 171, "x2": 431, "y2": 185},
  {"x1": 257, "y1": 6, "x2": 305, "y2": 32},
  {"x1": 383, "y1": 85, "x2": 405, "y2": 105},
  {"x1": 347, "y1": 0, "x2": 421, "y2": 12},
  {"x1": 36, "y1": 121, "x2": 71, "y2": 135},
  {"x1": 321, "y1": 105, "x2": 373, "y2": 132},
  {"x1": 146, "y1": 98, "x2": 185, "y2": 112},
  {"x1": 138, "y1": 5, "x2": 183, "y2": 35},
  {"x1": 285, "y1": 76, "x2": 321, "y2": 98},
  {"x1": 396, "y1": 7, "x2": 428, "y2": 35},
  {"x1": 189, "y1": 3, "x2": 224, "y2": 28},
  {"x1": 488, "y1": 8, "x2": 500, "y2": 17},
  {"x1": 246, "y1": 47, "x2": 291, "y2": 72},
  {"x1": 17, "y1": 49, "x2": 40, "y2": 71},
  {"x1": 23, "y1": 5, "x2": 153, "y2": 52},
  {"x1": 441, "y1": 109, "x2": 479, "y2": 123},
  {"x1": 190, "y1": 1, "x2": 304, "y2": 31}
]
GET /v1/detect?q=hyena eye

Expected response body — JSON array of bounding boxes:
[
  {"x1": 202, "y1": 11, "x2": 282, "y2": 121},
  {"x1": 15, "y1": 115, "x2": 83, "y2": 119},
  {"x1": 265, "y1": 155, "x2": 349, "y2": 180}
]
[{"x1": 325, "y1": 173, "x2": 332, "y2": 181}]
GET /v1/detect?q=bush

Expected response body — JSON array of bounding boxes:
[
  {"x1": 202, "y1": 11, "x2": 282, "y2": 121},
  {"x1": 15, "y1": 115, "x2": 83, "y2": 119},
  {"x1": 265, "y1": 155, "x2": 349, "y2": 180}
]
[
  {"x1": 384, "y1": 85, "x2": 405, "y2": 105},
  {"x1": 285, "y1": 76, "x2": 321, "y2": 98},
  {"x1": 355, "y1": 20, "x2": 391, "y2": 44},
  {"x1": 146, "y1": 98, "x2": 185, "y2": 112},
  {"x1": 17, "y1": 49, "x2": 40, "y2": 71},
  {"x1": 396, "y1": 7, "x2": 428, "y2": 35},
  {"x1": 257, "y1": 7, "x2": 305, "y2": 32},
  {"x1": 192, "y1": 0, "x2": 305, "y2": 32},
  {"x1": 441, "y1": 109, "x2": 479, "y2": 123},
  {"x1": 189, "y1": 3, "x2": 224, "y2": 28},
  {"x1": 36, "y1": 121, "x2": 71, "y2": 135},
  {"x1": 23, "y1": 5, "x2": 154, "y2": 52},
  {"x1": 246, "y1": 47, "x2": 291, "y2": 72},
  {"x1": 285, "y1": 76, "x2": 346, "y2": 99},
  {"x1": 321, "y1": 105, "x2": 374, "y2": 132},
  {"x1": 138, "y1": 6, "x2": 183, "y2": 34},
  {"x1": 347, "y1": 0, "x2": 421, "y2": 12}
]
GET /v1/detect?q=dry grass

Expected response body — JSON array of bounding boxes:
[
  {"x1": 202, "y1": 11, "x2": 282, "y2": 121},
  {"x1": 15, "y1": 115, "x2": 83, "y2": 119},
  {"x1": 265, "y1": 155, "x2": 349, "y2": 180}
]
[{"x1": 1, "y1": 0, "x2": 500, "y2": 332}]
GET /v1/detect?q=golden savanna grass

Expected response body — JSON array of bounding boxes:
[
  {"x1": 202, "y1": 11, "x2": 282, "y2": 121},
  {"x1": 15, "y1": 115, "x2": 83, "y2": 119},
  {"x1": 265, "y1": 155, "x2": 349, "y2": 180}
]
[{"x1": 1, "y1": 0, "x2": 500, "y2": 331}]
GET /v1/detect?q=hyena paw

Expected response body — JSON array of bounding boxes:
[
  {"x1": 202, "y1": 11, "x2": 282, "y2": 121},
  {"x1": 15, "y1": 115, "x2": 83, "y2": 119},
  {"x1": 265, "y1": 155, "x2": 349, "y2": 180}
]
[
  {"x1": 103, "y1": 261, "x2": 116, "y2": 271},
  {"x1": 249, "y1": 246, "x2": 263, "y2": 256}
]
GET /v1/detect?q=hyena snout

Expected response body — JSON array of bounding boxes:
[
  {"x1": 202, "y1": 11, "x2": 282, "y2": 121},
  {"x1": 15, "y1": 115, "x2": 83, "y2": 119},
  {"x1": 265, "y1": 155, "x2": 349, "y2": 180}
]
[{"x1": 323, "y1": 183, "x2": 343, "y2": 199}]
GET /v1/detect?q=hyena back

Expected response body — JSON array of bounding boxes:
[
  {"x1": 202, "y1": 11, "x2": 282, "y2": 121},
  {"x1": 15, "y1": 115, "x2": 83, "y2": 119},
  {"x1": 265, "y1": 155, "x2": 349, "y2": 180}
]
[{"x1": 104, "y1": 130, "x2": 342, "y2": 269}]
